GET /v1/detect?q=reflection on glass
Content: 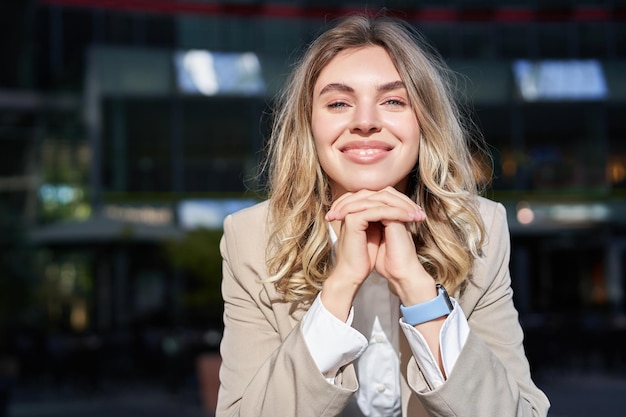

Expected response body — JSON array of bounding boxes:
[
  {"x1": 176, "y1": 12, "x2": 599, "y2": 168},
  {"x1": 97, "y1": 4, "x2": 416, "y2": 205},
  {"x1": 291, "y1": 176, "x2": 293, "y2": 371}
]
[
  {"x1": 175, "y1": 50, "x2": 265, "y2": 96},
  {"x1": 178, "y1": 198, "x2": 258, "y2": 230},
  {"x1": 513, "y1": 60, "x2": 607, "y2": 101}
]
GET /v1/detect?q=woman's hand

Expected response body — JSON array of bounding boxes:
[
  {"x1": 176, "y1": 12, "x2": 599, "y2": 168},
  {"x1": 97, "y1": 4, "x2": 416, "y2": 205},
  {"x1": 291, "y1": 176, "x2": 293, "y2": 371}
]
[{"x1": 321, "y1": 187, "x2": 435, "y2": 320}]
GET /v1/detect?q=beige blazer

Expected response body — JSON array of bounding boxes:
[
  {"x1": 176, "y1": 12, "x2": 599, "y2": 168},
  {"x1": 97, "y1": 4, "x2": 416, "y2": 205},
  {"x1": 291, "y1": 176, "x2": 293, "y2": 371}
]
[{"x1": 216, "y1": 197, "x2": 550, "y2": 417}]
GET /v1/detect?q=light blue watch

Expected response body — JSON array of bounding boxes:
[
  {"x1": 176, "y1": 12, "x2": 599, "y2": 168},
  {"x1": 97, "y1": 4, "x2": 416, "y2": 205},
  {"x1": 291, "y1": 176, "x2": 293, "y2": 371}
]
[{"x1": 400, "y1": 284, "x2": 454, "y2": 326}]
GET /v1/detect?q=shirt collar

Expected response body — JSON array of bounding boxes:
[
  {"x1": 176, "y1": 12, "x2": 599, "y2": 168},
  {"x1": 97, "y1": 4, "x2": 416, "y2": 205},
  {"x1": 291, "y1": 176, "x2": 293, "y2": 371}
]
[{"x1": 328, "y1": 222, "x2": 338, "y2": 245}]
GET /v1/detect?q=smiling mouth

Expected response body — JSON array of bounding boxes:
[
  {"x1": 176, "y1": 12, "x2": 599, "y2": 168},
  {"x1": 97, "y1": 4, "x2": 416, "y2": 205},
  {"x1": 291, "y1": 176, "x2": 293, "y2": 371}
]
[
  {"x1": 343, "y1": 148, "x2": 387, "y2": 156},
  {"x1": 339, "y1": 141, "x2": 393, "y2": 163},
  {"x1": 340, "y1": 141, "x2": 393, "y2": 153}
]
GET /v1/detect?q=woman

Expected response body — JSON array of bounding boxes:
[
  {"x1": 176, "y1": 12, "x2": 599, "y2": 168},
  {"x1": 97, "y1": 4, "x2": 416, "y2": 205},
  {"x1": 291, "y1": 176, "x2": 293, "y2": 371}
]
[{"x1": 216, "y1": 14, "x2": 550, "y2": 417}]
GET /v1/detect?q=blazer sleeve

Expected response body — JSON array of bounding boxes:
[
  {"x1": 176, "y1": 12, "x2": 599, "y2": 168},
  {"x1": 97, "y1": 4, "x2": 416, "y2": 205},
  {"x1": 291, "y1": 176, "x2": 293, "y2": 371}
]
[
  {"x1": 216, "y1": 213, "x2": 358, "y2": 417},
  {"x1": 405, "y1": 202, "x2": 550, "y2": 417}
]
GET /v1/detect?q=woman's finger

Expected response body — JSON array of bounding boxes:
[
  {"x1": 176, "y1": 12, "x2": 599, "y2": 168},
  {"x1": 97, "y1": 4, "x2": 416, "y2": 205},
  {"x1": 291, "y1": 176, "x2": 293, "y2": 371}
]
[
  {"x1": 327, "y1": 187, "x2": 425, "y2": 222},
  {"x1": 332, "y1": 187, "x2": 421, "y2": 215}
]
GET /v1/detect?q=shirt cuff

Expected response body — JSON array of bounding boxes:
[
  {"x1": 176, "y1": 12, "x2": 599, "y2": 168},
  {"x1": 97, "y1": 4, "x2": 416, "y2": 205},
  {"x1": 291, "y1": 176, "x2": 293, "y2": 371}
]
[
  {"x1": 301, "y1": 293, "x2": 368, "y2": 379},
  {"x1": 399, "y1": 298, "x2": 469, "y2": 389}
]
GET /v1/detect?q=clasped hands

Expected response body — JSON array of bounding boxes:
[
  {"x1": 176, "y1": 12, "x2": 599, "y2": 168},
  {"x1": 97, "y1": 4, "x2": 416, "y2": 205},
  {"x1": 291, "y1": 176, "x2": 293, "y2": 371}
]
[{"x1": 321, "y1": 186, "x2": 437, "y2": 321}]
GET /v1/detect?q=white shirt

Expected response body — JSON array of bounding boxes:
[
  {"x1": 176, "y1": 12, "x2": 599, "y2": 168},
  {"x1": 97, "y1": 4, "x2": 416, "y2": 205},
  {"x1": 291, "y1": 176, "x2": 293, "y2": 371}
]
[{"x1": 300, "y1": 226, "x2": 470, "y2": 417}]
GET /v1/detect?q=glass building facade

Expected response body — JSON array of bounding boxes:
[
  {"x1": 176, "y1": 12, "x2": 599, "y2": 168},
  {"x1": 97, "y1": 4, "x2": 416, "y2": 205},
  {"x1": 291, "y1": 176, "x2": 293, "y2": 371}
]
[{"x1": 1, "y1": 0, "x2": 626, "y2": 388}]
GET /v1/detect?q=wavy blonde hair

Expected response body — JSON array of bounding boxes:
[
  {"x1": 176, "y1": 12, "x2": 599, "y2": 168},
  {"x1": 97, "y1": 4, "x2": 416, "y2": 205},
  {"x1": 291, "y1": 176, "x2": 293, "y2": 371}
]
[{"x1": 262, "y1": 14, "x2": 488, "y2": 305}]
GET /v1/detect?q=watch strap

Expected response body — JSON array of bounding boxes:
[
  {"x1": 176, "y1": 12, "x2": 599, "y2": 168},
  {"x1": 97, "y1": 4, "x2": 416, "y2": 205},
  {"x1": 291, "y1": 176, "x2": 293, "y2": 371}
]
[{"x1": 400, "y1": 284, "x2": 453, "y2": 326}]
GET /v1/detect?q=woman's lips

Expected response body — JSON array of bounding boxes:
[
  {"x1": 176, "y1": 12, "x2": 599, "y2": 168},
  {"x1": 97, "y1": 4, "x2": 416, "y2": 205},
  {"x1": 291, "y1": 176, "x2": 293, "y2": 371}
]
[{"x1": 339, "y1": 141, "x2": 393, "y2": 163}]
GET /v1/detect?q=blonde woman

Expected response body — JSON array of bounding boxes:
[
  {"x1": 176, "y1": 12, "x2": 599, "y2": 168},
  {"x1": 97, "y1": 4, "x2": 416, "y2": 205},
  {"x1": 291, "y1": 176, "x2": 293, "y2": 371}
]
[{"x1": 216, "y1": 14, "x2": 549, "y2": 417}]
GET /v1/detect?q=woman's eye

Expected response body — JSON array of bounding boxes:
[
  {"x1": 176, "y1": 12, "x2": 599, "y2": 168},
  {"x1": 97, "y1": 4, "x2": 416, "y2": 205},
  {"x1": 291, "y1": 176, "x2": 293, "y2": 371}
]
[
  {"x1": 384, "y1": 99, "x2": 406, "y2": 107},
  {"x1": 327, "y1": 101, "x2": 348, "y2": 109}
]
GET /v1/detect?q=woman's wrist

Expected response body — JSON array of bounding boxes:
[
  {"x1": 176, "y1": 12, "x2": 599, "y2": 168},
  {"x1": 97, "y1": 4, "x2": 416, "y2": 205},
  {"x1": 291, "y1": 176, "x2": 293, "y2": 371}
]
[
  {"x1": 395, "y1": 276, "x2": 438, "y2": 307},
  {"x1": 320, "y1": 274, "x2": 361, "y2": 322}
]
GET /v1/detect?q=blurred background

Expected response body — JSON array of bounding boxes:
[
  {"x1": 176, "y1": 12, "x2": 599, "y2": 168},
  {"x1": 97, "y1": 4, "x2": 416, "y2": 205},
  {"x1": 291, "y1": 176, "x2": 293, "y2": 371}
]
[{"x1": 0, "y1": 0, "x2": 625, "y2": 416}]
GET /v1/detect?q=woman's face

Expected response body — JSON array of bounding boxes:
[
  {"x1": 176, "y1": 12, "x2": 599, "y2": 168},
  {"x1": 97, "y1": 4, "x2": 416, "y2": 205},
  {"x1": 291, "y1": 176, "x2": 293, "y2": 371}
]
[{"x1": 311, "y1": 46, "x2": 421, "y2": 199}]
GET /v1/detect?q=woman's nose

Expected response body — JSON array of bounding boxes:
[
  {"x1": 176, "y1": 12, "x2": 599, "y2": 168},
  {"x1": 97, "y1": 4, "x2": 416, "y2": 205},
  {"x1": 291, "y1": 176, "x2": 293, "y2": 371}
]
[{"x1": 349, "y1": 105, "x2": 382, "y2": 134}]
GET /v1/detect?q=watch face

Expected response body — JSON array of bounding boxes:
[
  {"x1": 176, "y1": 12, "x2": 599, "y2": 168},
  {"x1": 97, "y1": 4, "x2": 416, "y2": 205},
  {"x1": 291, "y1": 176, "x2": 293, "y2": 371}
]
[{"x1": 437, "y1": 284, "x2": 454, "y2": 312}]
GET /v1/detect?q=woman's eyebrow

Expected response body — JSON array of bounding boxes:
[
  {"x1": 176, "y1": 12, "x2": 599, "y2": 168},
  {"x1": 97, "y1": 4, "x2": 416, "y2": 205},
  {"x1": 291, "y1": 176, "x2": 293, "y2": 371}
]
[
  {"x1": 377, "y1": 80, "x2": 405, "y2": 92},
  {"x1": 318, "y1": 80, "x2": 405, "y2": 96},
  {"x1": 318, "y1": 83, "x2": 353, "y2": 96}
]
